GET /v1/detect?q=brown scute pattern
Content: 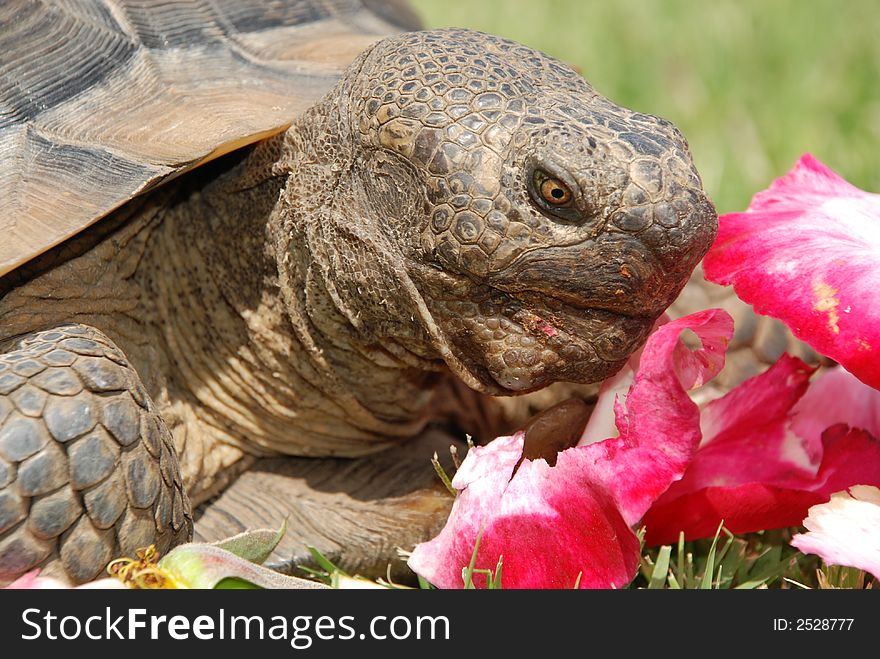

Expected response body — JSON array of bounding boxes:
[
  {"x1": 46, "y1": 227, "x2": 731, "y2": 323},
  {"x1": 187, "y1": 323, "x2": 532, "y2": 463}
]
[
  {"x1": 0, "y1": 0, "x2": 409, "y2": 278},
  {"x1": 0, "y1": 2, "x2": 136, "y2": 129},
  {"x1": 0, "y1": 324, "x2": 191, "y2": 585},
  {"x1": 356, "y1": 30, "x2": 710, "y2": 280}
]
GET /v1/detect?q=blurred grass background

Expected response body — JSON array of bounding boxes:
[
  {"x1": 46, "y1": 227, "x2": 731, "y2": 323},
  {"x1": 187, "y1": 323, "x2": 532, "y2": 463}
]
[{"x1": 409, "y1": 0, "x2": 880, "y2": 213}]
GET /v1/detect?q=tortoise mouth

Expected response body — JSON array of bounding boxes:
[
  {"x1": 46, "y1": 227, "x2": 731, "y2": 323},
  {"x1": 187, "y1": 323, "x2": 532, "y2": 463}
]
[
  {"x1": 487, "y1": 233, "x2": 685, "y2": 321},
  {"x1": 409, "y1": 261, "x2": 660, "y2": 395},
  {"x1": 483, "y1": 290, "x2": 656, "y2": 392},
  {"x1": 435, "y1": 282, "x2": 656, "y2": 395}
]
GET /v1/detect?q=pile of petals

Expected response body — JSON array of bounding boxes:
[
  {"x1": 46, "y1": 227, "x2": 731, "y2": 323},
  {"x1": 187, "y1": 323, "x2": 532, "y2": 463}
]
[
  {"x1": 642, "y1": 361, "x2": 880, "y2": 544},
  {"x1": 409, "y1": 154, "x2": 880, "y2": 588},
  {"x1": 692, "y1": 153, "x2": 880, "y2": 575},
  {"x1": 408, "y1": 309, "x2": 733, "y2": 588}
]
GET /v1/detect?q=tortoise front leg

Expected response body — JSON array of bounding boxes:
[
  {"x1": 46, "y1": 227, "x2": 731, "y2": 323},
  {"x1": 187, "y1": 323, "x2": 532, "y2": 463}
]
[
  {"x1": 194, "y1": 428, "x2": 461, "y2": 583},
  {"x1": 0, "y1": 323, "x2": 191, "y2": 585}
]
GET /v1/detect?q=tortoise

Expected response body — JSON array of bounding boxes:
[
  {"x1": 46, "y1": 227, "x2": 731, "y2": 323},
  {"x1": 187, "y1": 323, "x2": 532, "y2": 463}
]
[{"x1": 0, "y1": 0, "x2": 806, "y2": 586}]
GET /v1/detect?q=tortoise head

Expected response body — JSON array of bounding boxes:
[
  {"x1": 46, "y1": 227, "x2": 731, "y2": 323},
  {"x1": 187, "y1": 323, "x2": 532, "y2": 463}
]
[{"x1": 286, "y1": 29, "x2": 716, "y2": 395}]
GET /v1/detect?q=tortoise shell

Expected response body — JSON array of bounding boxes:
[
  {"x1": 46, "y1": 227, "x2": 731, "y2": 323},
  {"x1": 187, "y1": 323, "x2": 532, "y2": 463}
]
[{"x1": 0, "y1": 0, "x2": 419, "y2": 277}]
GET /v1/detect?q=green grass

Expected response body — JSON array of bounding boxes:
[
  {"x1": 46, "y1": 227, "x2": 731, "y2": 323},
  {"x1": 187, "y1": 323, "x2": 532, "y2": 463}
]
[
  {"x1": 298, "y1": 528, "x2": 875, "y2": 590},
  {"x1": 410, "y1": 0, "x2": 880, "y2": 213},
  {"x1": 636, "y1": 526, "x2": 808, "y2": 589}
]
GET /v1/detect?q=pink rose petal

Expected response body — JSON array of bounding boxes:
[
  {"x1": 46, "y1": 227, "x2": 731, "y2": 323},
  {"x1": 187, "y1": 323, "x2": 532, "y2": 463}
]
[
  {"x1": 791, "y1": 485, "x2": 880, "y2": 579},
  {"x1": 407, "y1": 434, "x2": 524, "y2": 589},
  {"x1": 790, "y1": 367, "x2": 880, "y2": 458},
  {"x1": 406, "y1": 431, "x2": 640, "y2": 589},
  {"x1": 408, "y1": 309, "x2": 733, "y2": 589},
  {"x1": 576, "y1": 310, "x2": 732, "y2": 525},
  {"x1": 704, "y1": 153, "x2": 880, "y2": 389},
  {"x1": 4, "y1": 570, "x2": 60, "y2": 589},
  {"x1": 643, "y1": 364, "x2": 880, "y2": 545}
]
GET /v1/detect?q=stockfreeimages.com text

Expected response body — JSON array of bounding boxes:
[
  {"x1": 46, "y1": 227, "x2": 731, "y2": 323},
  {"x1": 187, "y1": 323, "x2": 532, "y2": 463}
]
[{"x1": 21, "y1": 607, "x2": 450, "y2": 648}]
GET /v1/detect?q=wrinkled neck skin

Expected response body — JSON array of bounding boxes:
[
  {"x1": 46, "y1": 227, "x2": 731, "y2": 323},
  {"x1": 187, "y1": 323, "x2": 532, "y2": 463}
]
[
  {"x1": 150, "y1": 27, "x2": 717, "y2": 456},
  {"x1": 262, "y1": 88, "x2": 473, "y2": 447},
  {"x1": 145, "y1": 86, "x2": 461, "y2": 458},
  {"x1": 270, "y1": 63, "x2": 507, "y2": 396}
]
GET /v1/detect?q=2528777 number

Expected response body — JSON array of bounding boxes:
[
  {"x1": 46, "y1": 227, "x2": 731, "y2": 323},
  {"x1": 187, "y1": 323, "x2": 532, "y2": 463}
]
[
  {"x1": 773, "y1": 618, "x2": 854, "y2": 631},
  {"x1": 798, "y1": 619, "x2": 853, "y2": 631},
  {"x1": 800, "y1": 618, "x2": 854, "y2": 631}
]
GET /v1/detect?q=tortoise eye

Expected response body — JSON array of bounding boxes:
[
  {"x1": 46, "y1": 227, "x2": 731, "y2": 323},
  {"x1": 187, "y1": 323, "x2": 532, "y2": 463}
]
[
  {"x1": 534, "y1": 171, "x2": 573, "y2": 207},
  {"x1": 540, "y1": 178, "x2": 572, "y2": 205}
]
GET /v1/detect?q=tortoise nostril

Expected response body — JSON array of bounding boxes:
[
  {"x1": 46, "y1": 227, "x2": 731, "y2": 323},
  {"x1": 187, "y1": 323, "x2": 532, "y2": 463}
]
[{"x1": 654, "y1": 201, "x2": 718, "y2": 274}]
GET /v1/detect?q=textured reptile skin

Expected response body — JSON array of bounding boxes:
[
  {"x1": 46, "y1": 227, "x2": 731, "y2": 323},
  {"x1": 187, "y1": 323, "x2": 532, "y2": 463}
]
[
  {"x1": 0, "y1": 28, "x2": 717, "y2": 583},
  {"x1": 279, "y1": 29, "x2": 716, "y2": 399},
  {"x1": 0, "y1": 324, "x2": 191, "y2": 584}
]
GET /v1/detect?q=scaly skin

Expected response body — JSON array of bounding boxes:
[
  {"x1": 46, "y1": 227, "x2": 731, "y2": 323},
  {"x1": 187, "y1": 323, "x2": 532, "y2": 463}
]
[
  {"x1": 0, "y1": 325, "x2": 190, "y2": 583},
  {"x1": 0, "y1": 29, "x2": 716, "y2": 583},
  {"x1": 279, "y1": 29, "x2": 716, "y2": 397}
]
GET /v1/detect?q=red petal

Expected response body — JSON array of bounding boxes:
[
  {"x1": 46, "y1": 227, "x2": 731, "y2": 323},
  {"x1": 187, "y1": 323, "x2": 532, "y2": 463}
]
[
  {"x1": 704, "y1": 154, "x2": 880, "y2": 389},
  {"x1": 408, "y1": 310, "x2": 734, "y2": 588},
  {"x1": 643, "y1": 365, "x2": 880, "y2": 544},
  {"x1": 577, "y1": 309, "x2": 733, "y2": 525},
  {"x1": 683, "y1": 355, "x2": 817, "y2": 493},
  {"x1": 645, "y1": 484, "x2": 825, "y2": 544},
  {"x1": 812, "y1": 425, "x2": 880, "y2": 497}
]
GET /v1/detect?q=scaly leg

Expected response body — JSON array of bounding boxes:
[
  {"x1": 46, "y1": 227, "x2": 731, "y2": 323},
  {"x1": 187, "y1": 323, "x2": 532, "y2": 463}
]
[{"x1": 0, "y1": 324, "x2": 191, "y2": 585}]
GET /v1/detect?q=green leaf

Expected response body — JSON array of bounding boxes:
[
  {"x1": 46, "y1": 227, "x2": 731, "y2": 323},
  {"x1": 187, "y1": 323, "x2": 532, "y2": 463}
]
[
  {"x1": 636, "y1": 526, "x2": 646, "y2": 552},
  {"x1": 159, "y1": 544, "x2": 327, "y2": 589},
  {"x1": 700, "y1": 521, "x2": 725, "y2": 589},
  {"x1": 636, "y1": 527, "x2": 837, "y2": 589},
  {"x1": 211, "y1": 520, "x2": 287, "y2": 565},
  {"x1": 819, "y1": 564, "x2": 867, "y2": 589},
  {"x1": 676, "y1": 532, "x2": 685, "y2": 587},
  {"x1": 717, "y1": 537, "x2": 748, "y2": 588},
  {"x1": 639, "y1": 555, "x2": 656, "y2": 582},
  {"x1": 746, "y1": 544, "x2": 787, "y2": 587},
  {"x1": 462, "y1": 528, "x2": 484, "y2": 589},
  {"x1": 648, "y1": 545, "x2": 672, "y2": 589},
  {"x1": 715, "y1": 527, "x2": 736, "y2": 565},
  {"x1": 491, "y1": 555, "x2": 504, "y2": 590},
  {"x1": 431, "y1": 452, "x2": 457, "y2": 497},
  {"x1": 306, "y1": 545, "x2": 349, "y2": 578},
  {"x1": 214, "y1": 577, "x2": 261, "y2": 589}
]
